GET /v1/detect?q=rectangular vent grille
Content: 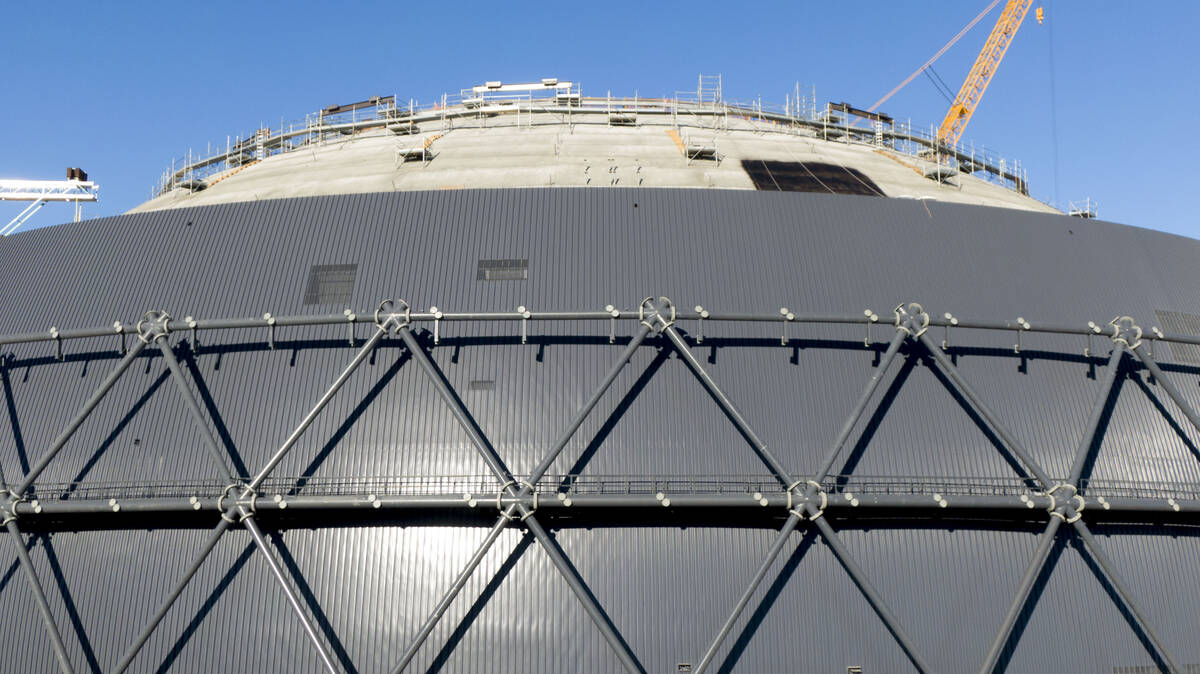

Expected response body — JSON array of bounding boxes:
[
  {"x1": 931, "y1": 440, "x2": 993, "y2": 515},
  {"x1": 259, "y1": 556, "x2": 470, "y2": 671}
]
[
  {"x1": 477, "y1": 258, "x2": 528, "y2": 281},
  {"x1": 469, "y1": 380, "x2": 496, "y2": 391},
  {"x1": 303, "y1": 264, "x2": 358, "y2": 305},
  {"x1": 1154, "y1": 310, "x2": 1200, "y2": 364}
]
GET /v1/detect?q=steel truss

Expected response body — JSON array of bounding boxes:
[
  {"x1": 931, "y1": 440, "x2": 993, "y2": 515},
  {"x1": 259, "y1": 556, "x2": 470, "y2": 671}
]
[{"x1": 3, "y1": 299, "x2": 1200, "y2": 673}]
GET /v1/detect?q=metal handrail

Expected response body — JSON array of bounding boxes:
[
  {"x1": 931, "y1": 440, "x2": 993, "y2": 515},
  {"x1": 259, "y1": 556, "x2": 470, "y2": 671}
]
[
  {"x1": 26, "y1": 474, "x2": 1200, "y2": 502},
  {"x1": 2, "y1": 305, "x2": 1195, "y2": 353},
  {"x1": 151, "y1": 81, "x2": 1027, "y2": 199}
]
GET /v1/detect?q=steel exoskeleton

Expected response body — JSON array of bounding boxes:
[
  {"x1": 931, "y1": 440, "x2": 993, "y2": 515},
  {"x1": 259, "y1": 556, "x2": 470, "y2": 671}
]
[{"x1": 1, "y1": 300, "x2": 1197, "y2": 673}]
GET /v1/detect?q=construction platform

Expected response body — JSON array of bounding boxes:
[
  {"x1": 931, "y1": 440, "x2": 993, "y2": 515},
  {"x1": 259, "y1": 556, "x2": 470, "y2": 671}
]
[{"x1": 133, "y1": 78, "x2": 1051, "y2": 215}]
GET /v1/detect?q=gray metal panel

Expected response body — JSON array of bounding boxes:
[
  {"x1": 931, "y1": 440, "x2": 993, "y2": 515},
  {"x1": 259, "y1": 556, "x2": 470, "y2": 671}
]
[{"x1": 2, "y1": 189, "x2": 1200, "y2": 672}]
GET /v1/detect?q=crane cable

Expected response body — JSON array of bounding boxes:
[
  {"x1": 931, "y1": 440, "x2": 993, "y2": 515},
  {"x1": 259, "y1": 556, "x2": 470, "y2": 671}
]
[
  {"x1": 923, "y1": 66, "x2": 957, "y2": 103},
  {"x1": 867, "y1": 0, "x2": 1004, "y2": 112}
]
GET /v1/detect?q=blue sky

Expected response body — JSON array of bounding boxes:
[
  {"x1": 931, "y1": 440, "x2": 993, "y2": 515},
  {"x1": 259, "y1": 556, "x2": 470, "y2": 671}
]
[{"x1": 2, "y1": 1, "x2": 1197, "y2": 238}]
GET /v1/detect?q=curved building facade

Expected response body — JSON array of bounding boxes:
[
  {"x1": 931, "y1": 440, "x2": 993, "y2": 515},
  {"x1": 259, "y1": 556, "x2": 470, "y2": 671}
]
[{"x1": 1, "y1": 81, "x2": 1198, "y2": 673}]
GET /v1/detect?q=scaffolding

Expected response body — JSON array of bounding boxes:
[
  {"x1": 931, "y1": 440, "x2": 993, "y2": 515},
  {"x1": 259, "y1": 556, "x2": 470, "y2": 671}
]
[{"x1": 149, "y1": 77, "x2": 1031, "y2": 201}]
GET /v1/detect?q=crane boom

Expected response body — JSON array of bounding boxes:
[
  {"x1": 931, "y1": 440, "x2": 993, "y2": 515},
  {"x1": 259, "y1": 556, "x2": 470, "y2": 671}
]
[{"x1": 936, "y1": 0, "x2": 1033, "y2": 148}]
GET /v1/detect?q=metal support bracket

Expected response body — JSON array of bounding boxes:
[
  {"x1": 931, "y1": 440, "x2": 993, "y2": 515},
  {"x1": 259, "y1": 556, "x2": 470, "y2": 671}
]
[
  {"x1": 694, "y1": 305, "x2": 709, "y2": 343},
  {"x1": 114, "y1": 321, "x2": 127, "y2": 355},
  {"x1": 263, "y1": 313, "x2": 276, "y2": 349},
  {"x1": 864, "y1": 309, "x2": 880, "y2": 347},
  {"x1": 517, "y1": 306, "x2": 532, "y2": 344},
  {"x1": 345, "y1": 309, "x2": 357, "y2": 346},
  {"x1": 50, "y1": 326, "x2": 63, "y2": 360},
  {"x1": 1013, "y1": 316, "x2": 1030, "y2": 354},
  {"x1": 430, "y1": 306, "x2": 443, "y2": 344},
  {"x1": 942, "y1": 312, "x2": 957, "y2": 350},
  {"x1": 183, "y1": 317, "x2": 198, "y2": 352}
]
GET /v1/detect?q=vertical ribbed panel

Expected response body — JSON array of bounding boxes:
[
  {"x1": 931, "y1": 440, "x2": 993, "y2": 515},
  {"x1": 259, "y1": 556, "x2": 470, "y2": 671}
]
[{"x1": 2, "y1": 189, "x2": 1200, "y2": 671}]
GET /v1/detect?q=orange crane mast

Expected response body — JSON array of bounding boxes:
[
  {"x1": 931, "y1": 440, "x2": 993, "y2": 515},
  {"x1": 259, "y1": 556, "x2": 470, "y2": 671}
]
[{"x1": 937, "y1": 0, "x2": 1034, "y2": 148}]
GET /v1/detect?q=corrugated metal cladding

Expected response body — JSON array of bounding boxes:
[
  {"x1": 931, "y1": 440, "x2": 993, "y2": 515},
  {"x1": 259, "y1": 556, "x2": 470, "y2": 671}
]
[{"x1": 0, "y1": 188, "x2": 1199, "y2": 672}]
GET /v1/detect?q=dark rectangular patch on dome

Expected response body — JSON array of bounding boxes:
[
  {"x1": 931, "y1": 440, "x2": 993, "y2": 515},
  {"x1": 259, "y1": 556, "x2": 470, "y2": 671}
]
[
  {"x1": 303, "y1": 264, "x2": 357, "y2": 305},
  {"x1": 469, "y1": 379, "x2": 496, "y2": 391},
  {"x1": 477, "y1": 258, "x2": 528, "y2": 281},
  {"x1": 1155, "y1": 310, "x2": 1200, "y2": 364},
  {"x1": 741, "y1": 159, "x2": 884, "y2": 196}
]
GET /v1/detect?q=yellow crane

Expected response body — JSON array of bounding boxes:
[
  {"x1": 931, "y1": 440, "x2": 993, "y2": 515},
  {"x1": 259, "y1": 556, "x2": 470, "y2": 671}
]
[{"x1": 936, "y1": 0, "x2": 1035, "y2": 148}]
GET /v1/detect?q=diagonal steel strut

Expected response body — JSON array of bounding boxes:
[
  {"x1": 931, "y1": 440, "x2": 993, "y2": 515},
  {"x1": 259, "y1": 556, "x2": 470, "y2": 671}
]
[
  {"x1": 916, "y1": 331, "x2": 1055, "y2": 490},
  {"x1": 391, "y1": 322, "x2": 650, "y2": 673},
  {"x1": 110, "y1": 323, "x2": 390, "y2": 674},
  {"x1": 1132, "y1": 344, "x2": 1200, "y2": 439},
  {"x1": 3, "y1": 521, "x2": 75, "y2": 673},
  {"x1": 695, "y1": 326, "x2": 910, "y2": 673},
  {"x1": 980, "y1": 323, "x2": 1181, "y2": 672},
  {"x1": 0, "y1": 325, "x2": 150, "y2": 673},
  {"x1": 155, "y1": 328, "x2": 341, "y2": 672},
  {"x1": 661, "y1": 324, "x2": 792, "y2": 485},
  {"x1": 979, "y1": 343, "x2": 1125, "y2": 673},
  {"x1": 977, "y1": 517, "x2": 1062, "y2": 674},
  {"x1": 663, "y1": 316, "x2": 929, "y2": 672},
  {"x1": 12, "y1": 339, "x2": 147, "y2": 497},
  {"x1": 242, "y1": 517, "x2": 339, "y2": 673},
  {"x1": 0, "y1": 463, "x2": 74, "y2": 674},
  {"x1": 392, "y1": 322, "x2": 653, "y2": 673},
  {"x1": 1070, "y1": 519, "x2": 1181, "y2": 673},
  {"x1": 155, "y1": 337, "x2": 240, "y2": 479}
]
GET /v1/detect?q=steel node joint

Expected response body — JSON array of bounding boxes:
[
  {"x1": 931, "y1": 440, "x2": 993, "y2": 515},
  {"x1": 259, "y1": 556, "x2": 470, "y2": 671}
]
[
  {"x1": 893, "y1": 302, "x2": 929, "y2": 338},
  {"x1": 639, "y1": 296, "x2": 676, "y2": 333},
  {"x1": 787, "y1": 480, "x2": 827, "y2": 520},
  {"x1": 1, "y1": 493, "x2": 22, "y2": 525},
  {"x1": 495, "y1": 480, "x2": 537, "y2": 521},
  {"x1": 136, "y1": 309, "x2": 172, "y2": 344},
  {"x1": 1044, "y1": 483, "x2": 1085, "y2": 523},
  {"x1": 375, "y1": 298, "x2": 412, "y2": 333},
  {"x1": 217, "y1": 482, "x2": 258, "y2": 523},
  {"x1": 1109, "y1": 316, "x2": 1142, "y2": 349}
]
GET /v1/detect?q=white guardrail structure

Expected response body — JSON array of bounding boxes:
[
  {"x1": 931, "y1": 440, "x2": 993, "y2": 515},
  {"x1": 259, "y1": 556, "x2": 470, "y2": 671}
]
[{"x1": 0, "y1": 177, "x2": 99, "y2": 236}]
